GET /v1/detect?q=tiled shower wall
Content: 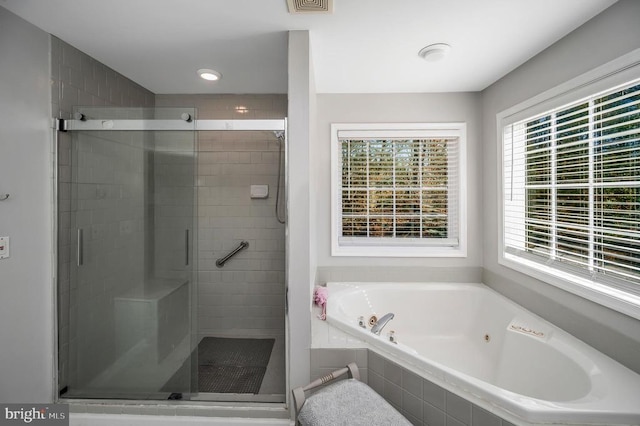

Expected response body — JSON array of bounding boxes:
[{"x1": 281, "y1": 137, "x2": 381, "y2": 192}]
[
  {"x1": 151, "y1": 126, "x2": 197, "y2": 282},
  {"x1": 157, "y1": 95, "x2": 287, "y2": 339},
  {"x1": 52, "y1": 36, "x2": 155, "y2": 391}
]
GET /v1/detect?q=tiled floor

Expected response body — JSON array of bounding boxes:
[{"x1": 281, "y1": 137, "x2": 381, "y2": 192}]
[{"x1": 191, "y1": 334, "x2": 286, "y2": 403}]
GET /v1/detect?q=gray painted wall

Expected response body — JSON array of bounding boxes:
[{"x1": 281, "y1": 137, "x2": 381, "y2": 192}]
[
  {"x1": 287, "y1": 30, "x2": 314, "y2": 398},
  {"x1": 0, "y1": 7, "x2": 54, "y2": 402},
  {"x1": 481, "y1": 0, "x2": 640, "y2": 373},
  {"x1": 314, "y1": 93, "x2": 483, "y2": 283}
]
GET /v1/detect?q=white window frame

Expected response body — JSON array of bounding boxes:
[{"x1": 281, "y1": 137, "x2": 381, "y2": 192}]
[
  {"x1": 497, "y1": 48, "x2": 640, "y2": 320},
  {"x1": 331, "y1": 122, "x2": 467, "y2": 257}
]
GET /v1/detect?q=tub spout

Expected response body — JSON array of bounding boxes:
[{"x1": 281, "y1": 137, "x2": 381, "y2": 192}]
[{"x1": 371, "y1": 313, "x2": 394, "y2": 335}]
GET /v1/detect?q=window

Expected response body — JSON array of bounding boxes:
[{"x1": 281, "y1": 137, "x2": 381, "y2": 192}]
[
  {"x1": 501, "y1": 78, "x2": 640, "y2": 316},
  {"x1": 331, "y1": 123, "x2": 466, "y2": 257}
]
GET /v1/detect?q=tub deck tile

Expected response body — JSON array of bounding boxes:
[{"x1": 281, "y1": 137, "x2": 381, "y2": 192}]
[
  {"x1": 423, "y1": 379, "x2": 446, "y2": 410},
  {"x1": 471, "y1": 406, "x2": 501, "y2": 426},
  {"x1": 446, "y1": 391, "x2": 471, "y2": 425},
  {"x1": 423, "y1": 401, "x2": 445, "y2": 426}
]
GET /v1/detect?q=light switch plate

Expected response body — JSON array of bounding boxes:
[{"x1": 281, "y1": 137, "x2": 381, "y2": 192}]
[{"x1": 0, "y1": 236, "x2": 9, "y2": 259}]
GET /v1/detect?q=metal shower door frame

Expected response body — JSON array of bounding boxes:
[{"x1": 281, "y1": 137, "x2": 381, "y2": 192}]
[
  {"x1": 60, "y1": 118, "x2": 286, "y2": 132},
  {"x1": 56, "y1": 114, "x2": 288, "y2": 403}
]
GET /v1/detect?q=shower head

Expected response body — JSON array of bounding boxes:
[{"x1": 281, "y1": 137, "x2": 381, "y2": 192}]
[{"x1": 273, "y1": 131, "x2": 285, "y2": 141}]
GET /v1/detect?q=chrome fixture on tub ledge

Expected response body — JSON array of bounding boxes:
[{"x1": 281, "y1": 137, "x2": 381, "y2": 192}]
[{"x1": 371, "y1": 312, "x2": 394, "y2": 335}]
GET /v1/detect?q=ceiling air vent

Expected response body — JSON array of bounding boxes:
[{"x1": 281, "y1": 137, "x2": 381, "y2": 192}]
[{"x1": 287, "y1": 0, "x2": 333, "y2": 14}]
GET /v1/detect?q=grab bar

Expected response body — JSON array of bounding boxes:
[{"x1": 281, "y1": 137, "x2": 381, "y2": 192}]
[{"x1": 216, "y1": 241, "x2": 249, "y2": 268}]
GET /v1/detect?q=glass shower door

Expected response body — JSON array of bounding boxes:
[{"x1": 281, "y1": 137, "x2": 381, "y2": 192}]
[{"x1": 60, "y1": 107, "x2": 197, "y2": 399}]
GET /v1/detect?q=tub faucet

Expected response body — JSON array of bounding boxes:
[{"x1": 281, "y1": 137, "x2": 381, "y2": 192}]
[{"x1": 371, "y1": 313, "x2": 394, "y2": 335}]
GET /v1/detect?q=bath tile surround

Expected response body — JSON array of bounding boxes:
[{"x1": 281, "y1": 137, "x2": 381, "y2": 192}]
[{"x1": 310, "y1": 348, "x2": 517, "y2": 426}]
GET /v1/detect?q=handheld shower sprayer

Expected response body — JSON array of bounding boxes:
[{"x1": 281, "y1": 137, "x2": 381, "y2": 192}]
[{"x1": 274, "y1": 131, "x2": 286, "y2": 224}]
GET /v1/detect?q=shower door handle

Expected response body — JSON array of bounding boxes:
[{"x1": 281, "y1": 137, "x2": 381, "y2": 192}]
[
  {"x1": 77, "y1": 228, "x2": 84, "y2": 266},
  {"x1": 185, "y1": 229, "x2": 189, "y2": 266}
]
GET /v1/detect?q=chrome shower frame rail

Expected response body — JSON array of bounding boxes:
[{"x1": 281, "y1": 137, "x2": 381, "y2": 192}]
[{"x1": 58, "y1": 118, "x2": 286, "y2": 132}]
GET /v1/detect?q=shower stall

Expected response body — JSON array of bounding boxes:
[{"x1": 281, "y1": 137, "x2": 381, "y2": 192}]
[{"x1": 56, "y1": 104, "x2": 287, "y2": 403}]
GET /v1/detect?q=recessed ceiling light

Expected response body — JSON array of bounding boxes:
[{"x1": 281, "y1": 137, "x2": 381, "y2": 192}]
[
  {"x1": 198, "y1": 68, "x2": 222, "y2": 81},
  {"x1": 418, "y1": 43, "x2": 451, "y2": 62}
]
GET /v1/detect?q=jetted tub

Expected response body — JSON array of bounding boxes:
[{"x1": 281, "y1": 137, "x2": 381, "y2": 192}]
[{"x1": 325, "y1": 282, "x2": 640, "y2": 425}]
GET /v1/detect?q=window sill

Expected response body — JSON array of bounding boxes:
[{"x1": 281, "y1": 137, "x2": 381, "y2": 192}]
[
  {"x1": 500, "y1": 253, "x2": 640, "y2": 321},
  {"x1": 333, "y1": 244, "x2": 467, "y2": 258}
]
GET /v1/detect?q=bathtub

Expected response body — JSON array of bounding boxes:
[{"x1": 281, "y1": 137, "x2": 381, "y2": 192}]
[{"x1": 325, "y1": 282, "x2": 640, "y2": 426}]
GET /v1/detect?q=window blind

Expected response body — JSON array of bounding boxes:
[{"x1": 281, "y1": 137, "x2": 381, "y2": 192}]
[
  {"x1": 503, "y1": 80, "x2": 640, "y2": 292},
  {"x1": 339, "y1": 135, "x2": 459, "y2": 247}
]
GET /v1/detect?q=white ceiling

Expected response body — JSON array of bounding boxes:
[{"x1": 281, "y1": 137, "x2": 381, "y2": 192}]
[{"x1": 1, "y1": 0, "x2": 617, "y2": 94}]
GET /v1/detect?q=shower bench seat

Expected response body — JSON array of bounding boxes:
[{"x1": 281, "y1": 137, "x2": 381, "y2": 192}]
[
  {"x1": 114, "y1": 279, "x2": 189, "y2": 363},
  {"x1": 292, "y1": 363, "x2": 411, "y2": 426}
]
